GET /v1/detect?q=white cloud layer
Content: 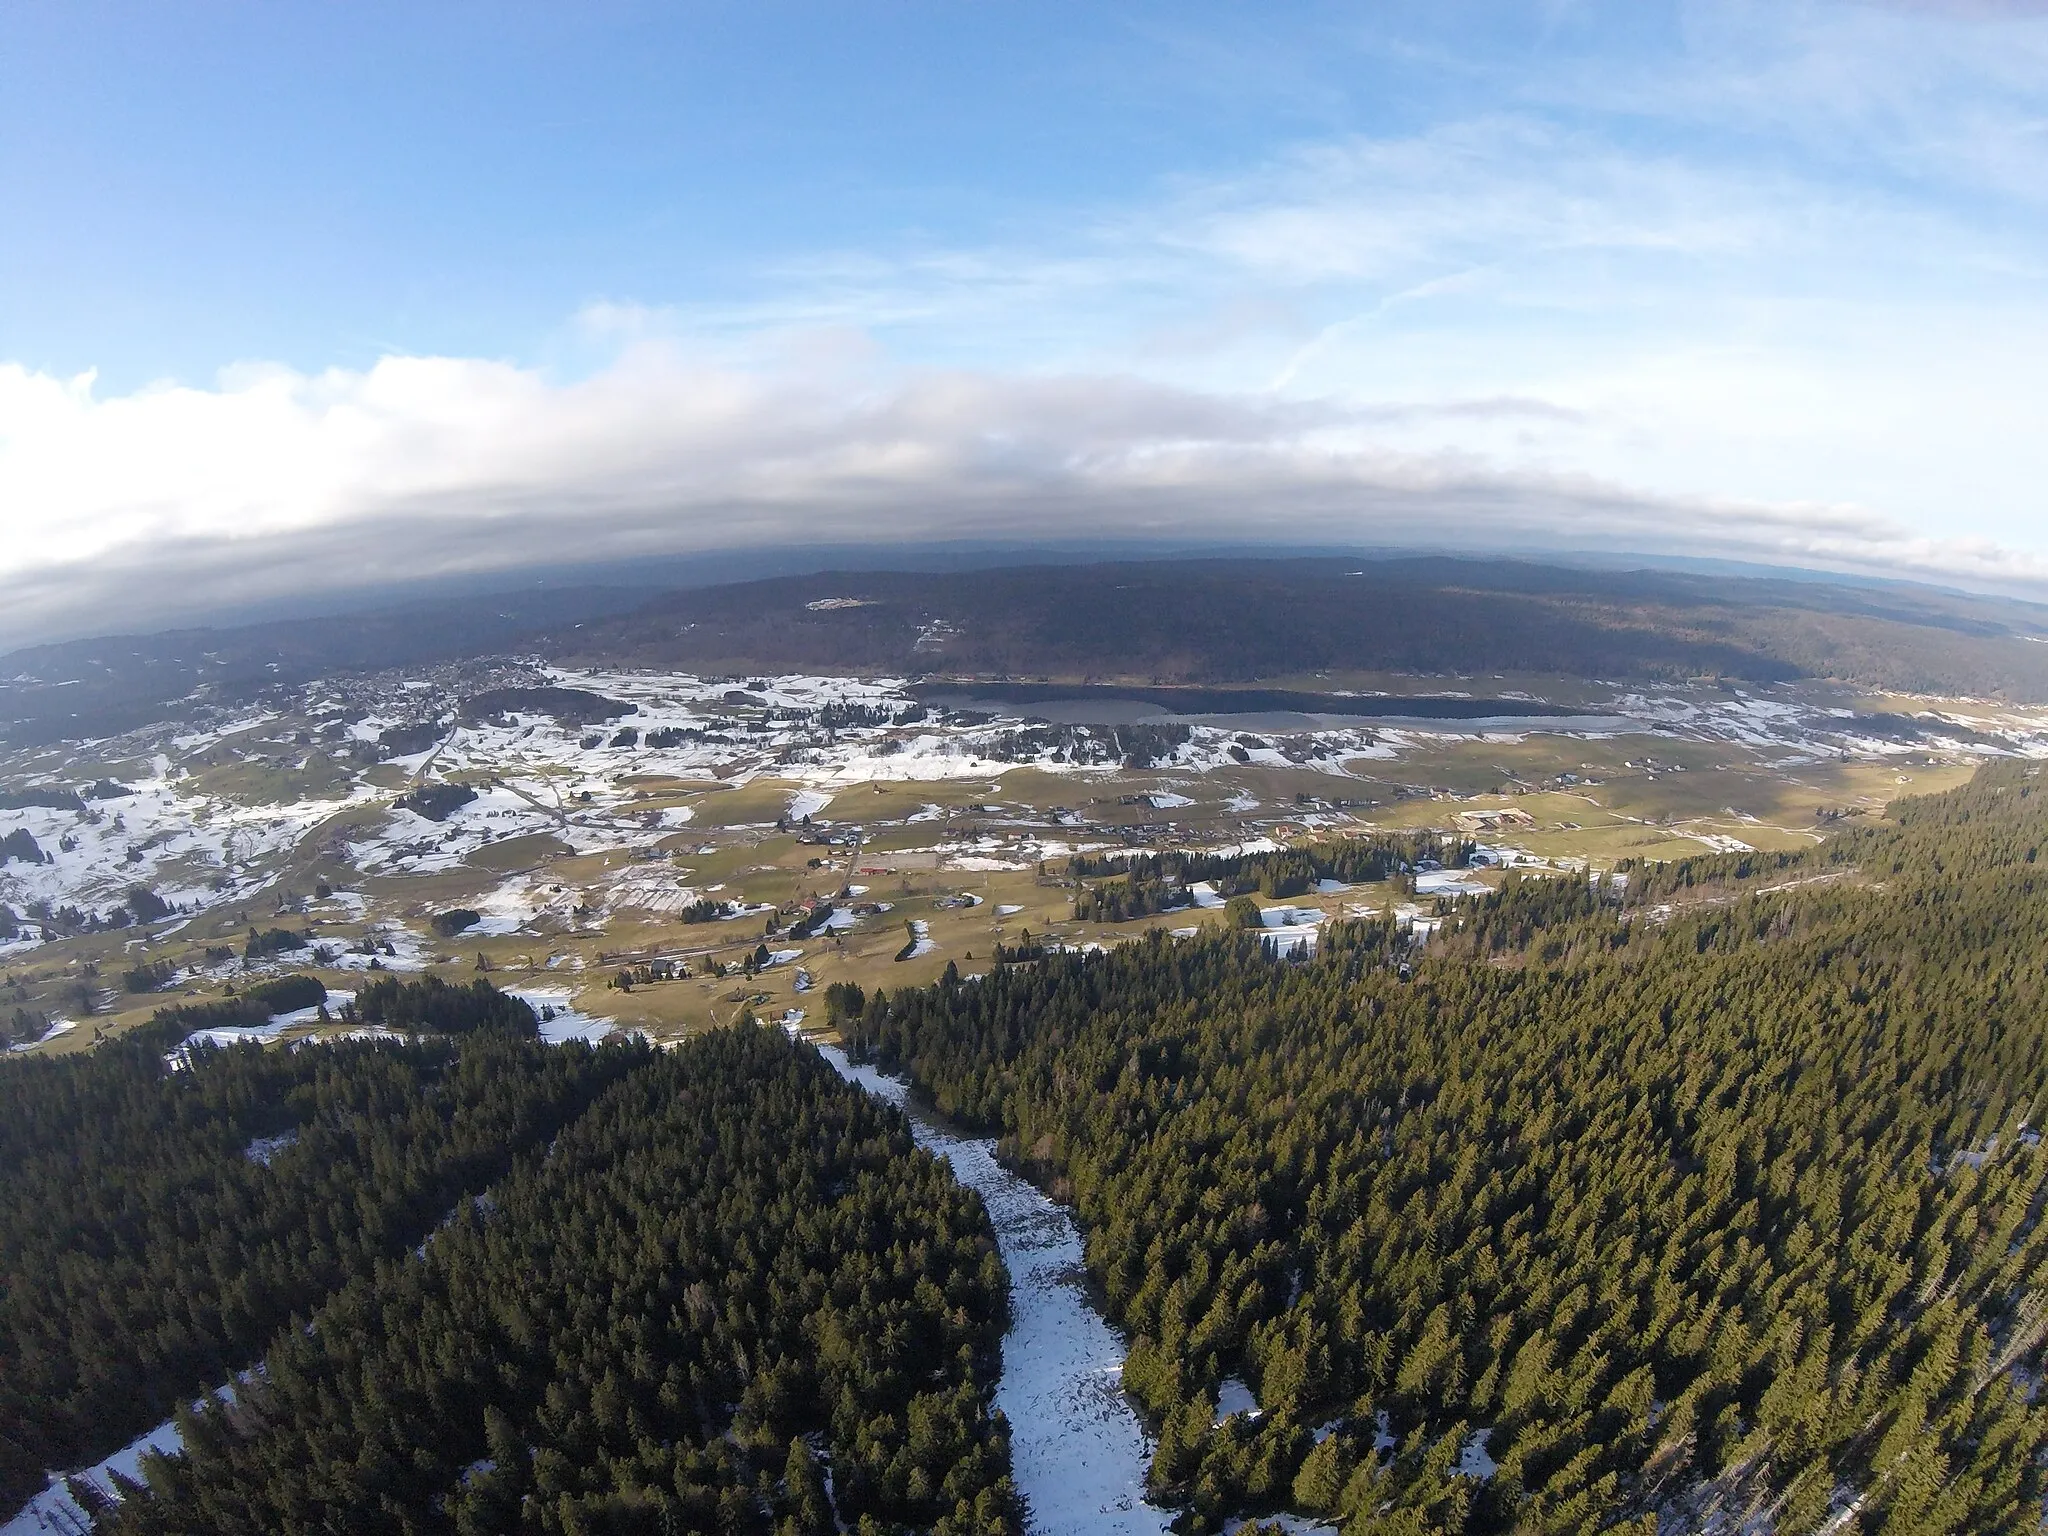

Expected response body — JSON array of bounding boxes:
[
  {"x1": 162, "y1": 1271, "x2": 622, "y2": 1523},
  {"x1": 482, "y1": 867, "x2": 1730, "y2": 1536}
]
[
  {"x1": 4, "y1": 339, "x2": 2046, "y2": 648},
  {"x1": 6, "y1": 2, "x2": 2048, "y2": 643}
]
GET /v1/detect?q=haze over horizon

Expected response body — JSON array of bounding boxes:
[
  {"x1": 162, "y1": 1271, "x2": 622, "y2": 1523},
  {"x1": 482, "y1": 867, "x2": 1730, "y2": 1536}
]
[{"x1": 6, "y1": 0, "x2": 2048, "y2": 641}]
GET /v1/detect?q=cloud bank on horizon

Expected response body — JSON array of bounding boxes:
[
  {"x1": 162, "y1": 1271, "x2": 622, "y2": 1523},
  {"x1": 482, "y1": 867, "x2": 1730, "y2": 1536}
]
[{"x1": 3, "y1": 0, "x2": 2047, "y2": 643}]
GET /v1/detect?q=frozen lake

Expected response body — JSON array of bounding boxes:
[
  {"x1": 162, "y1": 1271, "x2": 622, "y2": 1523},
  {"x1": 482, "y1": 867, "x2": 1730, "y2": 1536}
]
[{"x1": 817, "y1": 1043, "x2": 1175, "y2": 1535}]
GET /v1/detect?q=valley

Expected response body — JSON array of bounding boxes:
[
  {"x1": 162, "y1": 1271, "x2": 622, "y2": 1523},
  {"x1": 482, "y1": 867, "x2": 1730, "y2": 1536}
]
[
  {"x1": 0, "y1": 655, "x2": 2017, "y2": 1057},
  {"x1": 8, "y1": 558, "x2": 2048, "y2": 1536}
]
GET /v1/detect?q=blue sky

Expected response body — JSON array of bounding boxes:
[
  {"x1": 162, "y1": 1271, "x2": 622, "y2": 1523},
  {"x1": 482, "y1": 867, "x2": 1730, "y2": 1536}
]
[
  {"x1": 11, "y1": 1, "x2": 1441, "y2": 383},
  {"x1": 4, "y1": 1, "x2": 2048, "y2": 639}
]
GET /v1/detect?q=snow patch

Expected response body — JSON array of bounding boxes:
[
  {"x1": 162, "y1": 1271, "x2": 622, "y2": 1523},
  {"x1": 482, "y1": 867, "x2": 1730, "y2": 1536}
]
[
  {"x1": 1214, "y1": 1378, "x2": 1261, "y2": 1422},
  {"x1": 1455, "y1": 1427, "x2": 1497, "y2": 1480},
  {"x1": 788, "y1": 789, "x2": 835, "y2": 821},
  {"x1": 6, "y1": 1018, "x2": 75, "y2": 1053},
  {"x1": 1415, "y1": 868, "x2": 1490, "y2": 897},
  {"x1": 1256, "y1": 905, "x2": 1325, "y2": 958},
  {"x1": 1689, "y1": 833, "x2": 1755, "y2": 854},
  {"x1": 505, "y1": 988, "x2": 615, "y2": 1044},
  {"x1": 244, "y1": 1131, "x2": 298, "y2": 1165},
  {"x1": 0, "y1": 1387, "x2": 235, "y2": 1536},
  {"x1": 267, "y1": 990, "x2": 354, "y2": 1029}
]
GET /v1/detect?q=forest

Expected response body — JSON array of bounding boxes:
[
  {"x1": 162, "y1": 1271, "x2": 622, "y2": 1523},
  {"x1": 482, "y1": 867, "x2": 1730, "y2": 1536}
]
[
  {"x1": 847, "y1": 761, "x2": 2048, "y2": 1535},
  {"x1": 0, "y1": 981, "x2": 636, "y2": 1515},
  {"x1": 1, "y1": 985, "x2": 1018, "y2": 1535},
  {"x1": 99, "y1": 1023, "x2": 1019, "y2": 1536}
]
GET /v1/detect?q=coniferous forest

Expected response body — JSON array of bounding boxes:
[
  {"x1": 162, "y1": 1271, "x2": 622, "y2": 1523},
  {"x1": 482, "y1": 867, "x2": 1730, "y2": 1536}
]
[
  {"x1": 0, "y1": 995, "x2": 1019, "y2": 1535},
  {"x1": 848, "y1": 762, "x2": 2048, "y2": 1535},
  {"x1": 0, "y1": 986, "x2": 640, "y2": 1512}
]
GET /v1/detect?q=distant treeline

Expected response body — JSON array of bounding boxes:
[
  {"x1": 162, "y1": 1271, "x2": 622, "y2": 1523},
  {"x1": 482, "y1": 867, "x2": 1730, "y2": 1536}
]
[
  {"x1": 920, "y1": 682, "x2": 1583, "y2": 719},
  {"x1": 459, "y1": 686, "x2": 635, "y2": 727},
  {"x1": 0, "y1": 787, "x2": 86, "y2": 812},
  {"x1": 349, "y1": 974, "x2": 535, "y2": 1035},
  {"x1": 0, "y1": 829, "x2": 46, "y2": 866},
  {"x1": 375, "y1": 721, "x2": 444, "y2": 756},
  {"x1": 16, "y1": 556, "x2": 2048, "y2": 752},
  {"x1": 545, "y1": 557, "x2": 2048, "y2": 702},
  {"x1": 1071, "y1": 834, "x2": 1468, "y2": 922},
  {"x1": 967, "y1": 720, "x2": 1194, "y2": 769},
  {"x1": 0, "y1": 587, "x2": 651, "y2": 748}
]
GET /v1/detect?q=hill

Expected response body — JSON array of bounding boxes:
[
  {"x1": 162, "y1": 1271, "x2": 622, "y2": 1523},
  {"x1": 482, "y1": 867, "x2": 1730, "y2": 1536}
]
[
  {"x1": 549, "y1": 557, "x2": 2048, "y2": 700},
  {"x1": 12, "y1": 554, "x2": 2048, "y2": 750}
]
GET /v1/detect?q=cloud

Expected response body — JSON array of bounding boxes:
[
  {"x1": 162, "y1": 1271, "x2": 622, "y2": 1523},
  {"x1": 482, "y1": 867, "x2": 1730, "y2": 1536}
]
[
  {"x1": 1167, "y1": 118, "x2": 1781, "y2": 288},
  {"x1": 3, "y1": 342, "x2": 2044, "y2": 648},
  {"x1": 8, "y1": 2, "x2": 2048, "y2": 645},
  {"x1": 1856, "y1": 2, "x2": 2048, "y2": 18},
  {"x1": 677, "y1": 61, "x2": 2048, "y2": 550}
]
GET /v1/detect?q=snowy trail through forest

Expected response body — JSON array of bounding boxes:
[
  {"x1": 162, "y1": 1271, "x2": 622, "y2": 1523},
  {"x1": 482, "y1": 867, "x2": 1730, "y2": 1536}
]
[
  {"x1": 7, "y1": 1037, "x2": 1176, "y2": 1536},
  {"x1": 816, "y1": 1043, "x2": 1175, "y2": 1535}
]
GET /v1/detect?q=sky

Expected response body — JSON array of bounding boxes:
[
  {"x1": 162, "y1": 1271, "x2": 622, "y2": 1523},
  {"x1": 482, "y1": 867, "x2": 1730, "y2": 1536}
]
[{"x1": 3, "y1": 0, "x2": 2048, "y2": 643}]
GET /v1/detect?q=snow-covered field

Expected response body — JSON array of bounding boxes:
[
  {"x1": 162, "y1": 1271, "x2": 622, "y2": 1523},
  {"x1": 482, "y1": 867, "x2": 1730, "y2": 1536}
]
[
  {"x1": 0, "y1": 758, "x2": 350, "y2": 921},
  {"x1": 5, "y1": 664, "x2": 2044, "y2": 941},
  {"x1": 1689, "y1": 833, "x2": 1755, "y2": 854},
  {"x1": 787, "y1": 788, "x2": 835, "y2": 821},
  {"x1": 324, "y1": 923, "x2": 432, "y2": 972}
]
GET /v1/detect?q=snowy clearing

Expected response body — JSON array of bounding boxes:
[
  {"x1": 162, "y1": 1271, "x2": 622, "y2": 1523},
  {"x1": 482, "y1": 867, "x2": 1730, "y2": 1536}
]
[
  {"x1": 505, "y1": 987, "x2": 615, "y2": 1045},
  {"x1": 1, "y1": 1386, "x2": 235, "y2": 1536},
  {"x1": 244, "y1": 1131, "x2": 298, "y2": 1165}
]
